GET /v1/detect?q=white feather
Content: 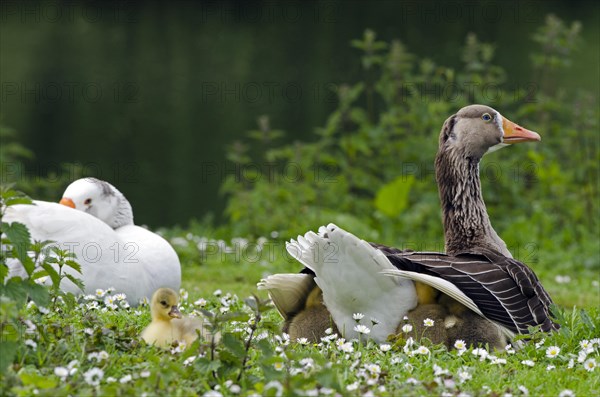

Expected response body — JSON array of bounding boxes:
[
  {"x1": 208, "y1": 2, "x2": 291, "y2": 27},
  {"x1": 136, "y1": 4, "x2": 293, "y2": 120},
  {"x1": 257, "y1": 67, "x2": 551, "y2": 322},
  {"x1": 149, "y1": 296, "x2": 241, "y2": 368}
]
[{"x1": 287, "y1": 223, "x2": 418, "y2": 342}]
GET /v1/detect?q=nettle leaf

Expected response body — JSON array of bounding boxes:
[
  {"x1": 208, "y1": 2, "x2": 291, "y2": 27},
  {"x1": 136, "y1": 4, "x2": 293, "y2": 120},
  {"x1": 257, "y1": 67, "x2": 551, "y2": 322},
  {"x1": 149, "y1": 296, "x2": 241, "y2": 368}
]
[
  {"x1": 0, "y1": 341, "x2": 18, "y2": 373},
  {"x1": 0, "y1": 262, "x2": 7, "y2": 284},
  {"x1": 2, "y1": 222, "x2": 33, "y2": 273},
  {"x1": 0, "y1": 278, "x2": 29, "y2": 306},
  {"x1": 22, "y1": 282, "x2": 50, "y2": 307},
  {"x1": 65, "y1": 260, "x2": 82, "y2": 274},
  {"x1": 218, "y1": 311, "x2": 250, "y2": 323},
  {"x1": 222, "y1": 333, "x2": 246, "y2": 358},
  {"x1": 195, "y1": 357, "x2": 222, "y2": 374},
  {"x1": 19, "y1": 371, "x2": 58, "y2": 389},
  {"x1": 41, "y1": 263, "x2": 61, "y2": 287},
  {"x1": 374, "y1": 175, "x2": 415, "y2": 217},
  {"x1": 256, "y1": 338, "x2": 274, "y2": 358},
  {"x1": 65, "y1": 273, "x2": 85, "y2": 291},
  {"x1": 5, "y1": 197, "x2": 33, "y2": 206}
]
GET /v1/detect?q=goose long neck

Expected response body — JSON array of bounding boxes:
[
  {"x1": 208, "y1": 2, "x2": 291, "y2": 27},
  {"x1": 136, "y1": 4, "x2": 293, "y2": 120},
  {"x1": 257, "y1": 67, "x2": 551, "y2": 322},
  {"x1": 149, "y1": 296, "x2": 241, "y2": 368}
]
[{"x1": 435, "y1": 150, "x2": 511, "y2": 257}]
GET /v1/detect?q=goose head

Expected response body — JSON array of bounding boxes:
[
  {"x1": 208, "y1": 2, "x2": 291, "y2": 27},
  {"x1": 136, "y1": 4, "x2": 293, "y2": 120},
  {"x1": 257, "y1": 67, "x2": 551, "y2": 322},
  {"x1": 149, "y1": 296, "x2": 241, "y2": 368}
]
[
  {"x1": 439, "y1": 104, "x2": 540, "y2": 160},
  {"x1": 150, "y1": 288, "x2": 182, "y2": 322},
  {"x1": 59, "y1": 178, "x2": 134, "y2": 229},
  {"x1": 436, "y1": 105, "x2": 541, "y2": 257}
]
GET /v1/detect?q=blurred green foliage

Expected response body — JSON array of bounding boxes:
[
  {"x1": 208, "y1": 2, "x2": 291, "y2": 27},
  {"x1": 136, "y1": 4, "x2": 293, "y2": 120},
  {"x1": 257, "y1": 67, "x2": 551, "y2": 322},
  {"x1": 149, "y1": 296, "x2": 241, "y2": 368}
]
[
  {"x1": 221, "y1": 16, "x2": 599, "y2": 271},
  {"x1": 0, "y1": 124, "x2": 85, "y2": 200}
]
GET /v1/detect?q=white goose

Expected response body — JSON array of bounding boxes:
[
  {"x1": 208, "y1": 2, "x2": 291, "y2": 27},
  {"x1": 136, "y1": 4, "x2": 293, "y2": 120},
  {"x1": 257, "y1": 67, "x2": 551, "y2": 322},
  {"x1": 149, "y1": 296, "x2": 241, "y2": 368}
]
[
  {"x1": 260, "y1": 105, "x2": 557, "y2": 344},
  {"x1": 5, "y1": 178, "x2": 181, "y2": 305}
]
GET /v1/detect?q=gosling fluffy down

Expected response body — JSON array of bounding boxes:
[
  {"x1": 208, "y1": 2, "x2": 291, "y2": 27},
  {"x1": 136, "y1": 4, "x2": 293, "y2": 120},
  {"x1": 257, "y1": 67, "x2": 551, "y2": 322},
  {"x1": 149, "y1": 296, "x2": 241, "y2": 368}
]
[
  {"x1": 141, "y1": 288, "x2": 215, "y2": 348},
  {"x1": 283, "y1": 286, "x2": 338, "y2": 343}
]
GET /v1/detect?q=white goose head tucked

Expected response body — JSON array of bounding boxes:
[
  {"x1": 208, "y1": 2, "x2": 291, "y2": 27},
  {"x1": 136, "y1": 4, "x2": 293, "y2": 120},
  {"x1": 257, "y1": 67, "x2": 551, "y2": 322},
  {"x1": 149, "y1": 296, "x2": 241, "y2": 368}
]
[{"x1": 60, "y1": 178, "x2": 134, "y2": 229}]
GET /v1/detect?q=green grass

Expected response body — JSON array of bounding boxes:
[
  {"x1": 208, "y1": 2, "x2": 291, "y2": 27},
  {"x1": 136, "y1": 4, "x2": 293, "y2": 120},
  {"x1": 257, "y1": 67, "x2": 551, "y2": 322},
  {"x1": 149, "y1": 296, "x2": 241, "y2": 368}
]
[{"x1": 2, "y1": 233, "x2": 599, "y2": 396}]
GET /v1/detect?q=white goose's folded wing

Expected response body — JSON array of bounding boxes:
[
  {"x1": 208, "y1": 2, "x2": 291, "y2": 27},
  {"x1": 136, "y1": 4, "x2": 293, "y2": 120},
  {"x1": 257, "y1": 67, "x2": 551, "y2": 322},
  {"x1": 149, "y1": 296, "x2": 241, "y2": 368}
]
[{"x1": 375, "y1": 244, "x2": 558, "y2": 334}]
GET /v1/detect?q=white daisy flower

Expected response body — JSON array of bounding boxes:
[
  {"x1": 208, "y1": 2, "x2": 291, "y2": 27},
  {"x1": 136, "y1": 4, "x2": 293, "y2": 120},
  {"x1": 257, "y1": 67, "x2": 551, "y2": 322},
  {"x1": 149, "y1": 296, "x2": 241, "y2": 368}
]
[
  {"x1": 546, "y1": 365, "x2": 555, "y2": 371},
  {"x1": 179, "y1": 289, "x2": 188, "y2": 301},
  {"x1": 83, "y1": 367, "x2": 104, "y2": 386},
  {"x1": 24, "y1": 339, "x2": 37, "y2": 350},
  {"x1": 353, "y1": 313, "x2": 365, "y2": 321},
  {"x1": 95, "y1": 289, "x2": 106, "y2": 298},
  {"x1": 194, "y1": 298, "x2": 207, "y2": 307},
  {"x1": 578, "y1": 350, "x2": 588, "y2": 363},
  {"x1": 365, "y1": 364, "x2": 381, "y2": 374},
  {"x1": 423, "y1": 318, "x2": 435, "y2": 327},
  {"x1": 346, "y1": 382, "x2": 359, "y2": 391},
  {"x1": 518, "y1": 385, "x2": 529, "y2": 396},
  {"x1": 354, "y1": 324, "x2": 371, "y2": 335},
  {"x1": 472, "y1": 348, "x2": 488, "y2": 361},
  {"x1": 370, "y1": 317, "x2": 380, "y2": 325},
  {"x1": 273, "y1": 362, "x2": 284, "y2": 371},
  {"x1": 584, "y1": 358, "x2": 596, "y2": 372},
  {"x1": 401, "y1": 324, "x2": 413, "y2": 333},
  {"x1": 114, "y1": 293, "x2": 127, "y2": 301},
  {"x1": 379, "y1": 344, "x2": 391, "y2": 352},
  {"x1": 325, "y1": 327, "x2": 333, "y2": 335},
  {"x1": 534, "y1": 338, "x2": 546, "y2": 349},
  {"x1": 433, "y1": 364, "x2": 448, "y2": 376},
  {"x1": 489, "y1": 356, "x2": 506, "y2": 365},
  {"x1": 568, "y1": 359, "x2": 575, "y2": 368},
  {"x1": 170, "y1": 341, "x2": 187, "y2": 354},
  {"x1": 339, "y1": 342, "x2": 354, "y2": 353},
  {"x1": 296, "y1": 337, "x2": 309, "y2": 345},
  {"x1": 454, "y1": 339, "x2": 466, "y2": 350},
  {"x1": 213, "y1": 289, "x2": 222, "y2": 297},
  {"x1": 140, "y1": 370, "x2": 151, "y2": 378},
  {"x1": 183, "y1": 356, "x2": 197, "y2": 366},
  {"x1": 554, "y1": 275, "x2": 571, "y2": 284},
  {"x1": 106, "y1": 377, "x2": 117, "y2": 383},
  {"x1": 119, "y1": 375, "x2": 132, "y2": 384},
  {"x1": 54, "y1": 367, "x2": 69, "y2": 379},
  {"x1": 416, "y1": 346, "x2": 430, "y2": 355},
  {"x1": 545, "y1": 346, "x2": 560, "y2": 358},
  {"x1": 521, "y1": 360, "x2": 535, "y2": 367},
  {"x1": 458, "y1": 369, "x2": 471, "y2": 383},
  {"x1": 558, "y1": 390, "x2": 575, "y2": 397}
]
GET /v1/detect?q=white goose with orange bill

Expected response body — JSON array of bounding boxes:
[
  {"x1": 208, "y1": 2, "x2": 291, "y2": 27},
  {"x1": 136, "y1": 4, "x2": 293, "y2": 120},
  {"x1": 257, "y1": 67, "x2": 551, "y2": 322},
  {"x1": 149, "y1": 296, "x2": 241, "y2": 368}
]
[{"x1": 4, "y1": 178, "x2": 181, "y2": 305}]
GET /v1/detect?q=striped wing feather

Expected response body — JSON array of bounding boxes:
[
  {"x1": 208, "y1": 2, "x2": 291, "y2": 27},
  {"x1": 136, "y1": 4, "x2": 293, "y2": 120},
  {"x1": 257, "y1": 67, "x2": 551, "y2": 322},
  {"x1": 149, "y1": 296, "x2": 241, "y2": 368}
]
[{"x1": 373, "y1": 244, "x2": 558, "y2": 334}]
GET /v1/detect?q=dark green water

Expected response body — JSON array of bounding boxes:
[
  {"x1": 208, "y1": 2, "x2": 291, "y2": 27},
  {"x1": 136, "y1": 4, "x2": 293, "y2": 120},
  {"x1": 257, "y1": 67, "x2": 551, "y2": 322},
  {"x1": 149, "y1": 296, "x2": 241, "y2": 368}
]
[{"x1": 1, "y1": 1, "x2": 598, "y2": 227}]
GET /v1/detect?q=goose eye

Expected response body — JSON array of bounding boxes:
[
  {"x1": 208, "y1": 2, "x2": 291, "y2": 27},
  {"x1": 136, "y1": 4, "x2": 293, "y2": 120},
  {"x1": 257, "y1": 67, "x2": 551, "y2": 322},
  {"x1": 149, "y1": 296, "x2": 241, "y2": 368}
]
[
  {"x1": 482, "y1": 113, "x2": 492, "y2": 122},
  {"x1": 160, "y1": 300, "x2": 167, "y2": 306},
  {"x1": 84, "y1": 198, "x2": 92, "y2": 205}
]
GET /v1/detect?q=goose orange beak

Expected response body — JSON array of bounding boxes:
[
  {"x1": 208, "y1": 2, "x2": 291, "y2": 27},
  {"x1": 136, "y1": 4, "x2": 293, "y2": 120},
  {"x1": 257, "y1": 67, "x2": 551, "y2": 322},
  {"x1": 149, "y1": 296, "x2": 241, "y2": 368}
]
[
  {"x1": 503, "y1": 118, "x2": 541, "y2": 143},
  {"x1": 59, "y1": 197, "x2": 76, "y2": 208},
  {"x1": 168, "y1": 305, "x2": 182, "y2": 319}
]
